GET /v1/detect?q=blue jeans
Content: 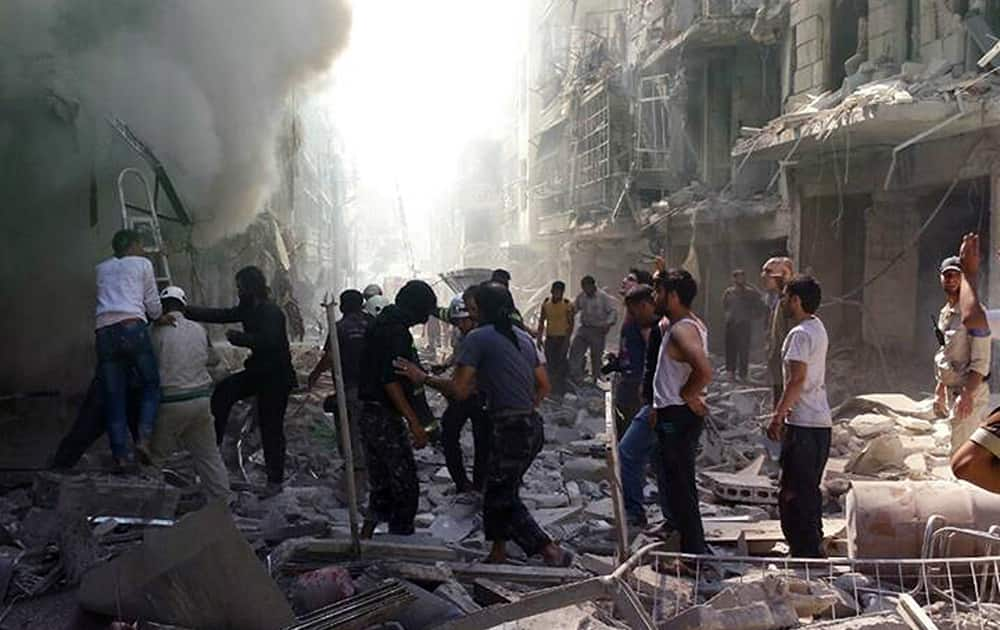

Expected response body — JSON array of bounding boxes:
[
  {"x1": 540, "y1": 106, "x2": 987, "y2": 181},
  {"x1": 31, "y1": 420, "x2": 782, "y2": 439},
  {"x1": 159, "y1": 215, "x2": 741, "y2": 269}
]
[
  {"x1": 618, "y1": 406, "x2": 672, "y2": 526},
  {"x1": 95, "y1": 320, "x2": 160, "y2": 458}
]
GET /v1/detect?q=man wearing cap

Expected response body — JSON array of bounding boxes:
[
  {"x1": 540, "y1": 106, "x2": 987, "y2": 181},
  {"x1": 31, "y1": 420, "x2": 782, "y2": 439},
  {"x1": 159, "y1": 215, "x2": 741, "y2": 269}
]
[
  {"x1": 934, "y1": 254, "x2": 991, "y2": 454},
  {"x1": 148, "y1": 287, "x2": 231, "y2": 503},
  {"x1": 762, "y1": 257, "x2": 795, "y2": 405}
]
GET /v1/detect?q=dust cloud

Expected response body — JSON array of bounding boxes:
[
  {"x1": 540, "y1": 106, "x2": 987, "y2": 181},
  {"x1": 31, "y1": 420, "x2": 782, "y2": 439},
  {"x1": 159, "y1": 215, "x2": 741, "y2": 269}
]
[{"x1": 0, "y1": 0, "x2": 352, "y2": 242}]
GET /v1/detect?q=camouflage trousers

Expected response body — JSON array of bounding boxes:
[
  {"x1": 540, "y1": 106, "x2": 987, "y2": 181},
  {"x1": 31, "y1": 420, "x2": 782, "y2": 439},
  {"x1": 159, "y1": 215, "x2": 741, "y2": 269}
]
[
  {"x1": 360, "y1": 402, "x2": 418, "y2": 535},
  {"x1": 483, "y1": 411, "x2": 552, "y2": 556}
]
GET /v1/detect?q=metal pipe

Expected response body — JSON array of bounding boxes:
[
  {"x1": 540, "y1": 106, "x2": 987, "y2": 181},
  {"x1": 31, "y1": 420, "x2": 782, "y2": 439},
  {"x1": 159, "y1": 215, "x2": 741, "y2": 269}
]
[{"x1": 324, "y1": 296, "x2": 361, "y2": 554}]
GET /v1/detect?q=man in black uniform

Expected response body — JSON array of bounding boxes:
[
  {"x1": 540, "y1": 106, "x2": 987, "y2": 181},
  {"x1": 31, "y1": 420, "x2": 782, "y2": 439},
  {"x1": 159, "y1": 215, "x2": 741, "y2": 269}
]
[
  {"x1": 358, "y1": 280, "x2": 437, "y2": 537},
  {"x1": 185, "y1": 266, "x2": 296, "y2": 498},
  {"x1": 309, "y1": 289, "x2": 370, "y2": 484}
]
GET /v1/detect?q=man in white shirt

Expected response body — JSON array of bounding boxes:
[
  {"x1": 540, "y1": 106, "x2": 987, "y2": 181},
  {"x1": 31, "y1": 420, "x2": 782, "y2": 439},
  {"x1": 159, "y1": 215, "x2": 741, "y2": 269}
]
[
  {"x1": 149, "y1": 287, "x2": 231, "y2": 503},
  {"x1": 94, "y1": 229, "x2": 163, "y2": 468},
  {"x1": 768, "y1": 275, "x2": 831, "y2": 558},
  {"x1": 569, "y1": 275, "x2": 618, "y2": 384}
]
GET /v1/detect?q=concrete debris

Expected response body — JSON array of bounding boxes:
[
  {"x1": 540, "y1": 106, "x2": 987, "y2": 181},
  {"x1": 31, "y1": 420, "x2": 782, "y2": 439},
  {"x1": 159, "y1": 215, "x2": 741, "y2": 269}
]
[
  {"x1": 5, "y1": 344, "x2": 995, "y2": 629},
  {"x1": 710, "y1": 574, "x2": 857, "y2": 619},
  {"x1": 561, "y1": 457, "x2": 608, "y2": 483},
  {"x1": 702, "y1": 471, "x2": 779, "y2": 505},
  {"x1": 847, "y1": 481, "x2": 1000, "y2": 559},
  {"x1": 845, "y1": 434, "x2": 906, "y2": 476},
  {"x1": 80, "y1": 502, "x2": 295, "y2": 629},
  {"x1": 56, "y1": 475, "x2": 180, "y2": 520},
  {"x1": 660, "y1": 599, "x2": 800, "y2": 630}
]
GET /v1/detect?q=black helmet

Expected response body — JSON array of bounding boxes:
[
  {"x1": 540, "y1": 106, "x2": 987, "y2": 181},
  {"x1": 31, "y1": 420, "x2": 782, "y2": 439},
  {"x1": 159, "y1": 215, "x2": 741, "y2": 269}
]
[{"x1": 395, "y1": 280, "x2": 437, "y2": 325}]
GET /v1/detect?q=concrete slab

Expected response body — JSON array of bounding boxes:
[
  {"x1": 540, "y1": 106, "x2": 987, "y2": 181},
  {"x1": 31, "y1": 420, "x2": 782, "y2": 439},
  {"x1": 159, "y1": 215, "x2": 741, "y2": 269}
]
[
  {"x1": 79, "y1": 502, "x2": 295, "y2": 630},
  {"x1": 57, "y1": 476, "x2": 180, "y2": 520}
]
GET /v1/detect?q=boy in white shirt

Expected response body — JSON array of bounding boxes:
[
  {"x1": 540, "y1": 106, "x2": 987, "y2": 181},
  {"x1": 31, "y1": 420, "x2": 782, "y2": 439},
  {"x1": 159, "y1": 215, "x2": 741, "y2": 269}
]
[{"x1": 768, "y1": 275, "x2": 831, "y2": 558}]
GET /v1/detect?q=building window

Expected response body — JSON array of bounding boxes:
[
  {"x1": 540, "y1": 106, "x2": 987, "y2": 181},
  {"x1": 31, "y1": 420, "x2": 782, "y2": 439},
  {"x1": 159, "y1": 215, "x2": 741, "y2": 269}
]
[{"x1": 829, "y1": 0, "x2": 868, "y2": 90}]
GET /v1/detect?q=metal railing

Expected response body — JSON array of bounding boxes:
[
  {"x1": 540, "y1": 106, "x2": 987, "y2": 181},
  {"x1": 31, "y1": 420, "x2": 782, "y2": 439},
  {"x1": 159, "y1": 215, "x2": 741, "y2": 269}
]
[{"x1": 621, "y1": 534, "x2": 1000, "y2": 628}]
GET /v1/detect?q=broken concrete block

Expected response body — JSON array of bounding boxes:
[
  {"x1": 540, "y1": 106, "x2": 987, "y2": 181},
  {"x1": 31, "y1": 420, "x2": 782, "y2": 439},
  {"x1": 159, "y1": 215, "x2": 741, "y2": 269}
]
[
  {"x1": 523, "y1": 492, "x2": 569, "y2": 508},
  {"x1": 433, "y1": 580, "x2": 481, "y2": 614},
  {"x1": 847, "y1": 480, "x2": 1000, "y2": 558},
  {"x1": 845, "y1": 434, "x2": 905, "y2": 475},
  {"x1": 903, "y1": 453, "x2": 927, "y2": 476},
  {"x1": 583, "y1": 497, "x2": 614, "y2": 520},
  {"x1": 57, "y1": 476, "x2": 180, "y2": 520},
  {"x1": 562, "y1": 457, "x2": 607, "y2": 482},
  {"x1": 702, "y1": 471, "x2": 779, "y2": 505},
  {"x1": 847, "y1": 414, "x2": 895, "y2": 438},
  {"x1": 533, "y1": 505, "x2": 584, "y2": 528},
  {"x1": 291, "y1": 565, "x2": 356, "y2": 613},
  {"x1": 430, "y1": 496, "x2": 481, "y2": 543},
  {"x1": 79, "y1": 502, "x2": 295, "y2": 629},
  {"x1": 710, "y1": 574, "x2": 856, "y2": 619},
  {"x1": 660, "y1": 600, "x2": 799, "y2": 630},
  {"x1": 897, "y1": 434, "x2": 935, "y2": 453},
  {"x1": 895, "y1": 416, "x2": 933, "y2": 433},
  {"x1": 565, "y1": 481, "x2": 582, "y2": 506}
]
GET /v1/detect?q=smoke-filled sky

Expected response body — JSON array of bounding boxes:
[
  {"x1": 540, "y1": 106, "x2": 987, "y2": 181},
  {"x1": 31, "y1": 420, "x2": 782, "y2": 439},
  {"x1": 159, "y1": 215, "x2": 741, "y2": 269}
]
[{"x1": 318, "y1": 0, "x2": 528, "y2": 268}]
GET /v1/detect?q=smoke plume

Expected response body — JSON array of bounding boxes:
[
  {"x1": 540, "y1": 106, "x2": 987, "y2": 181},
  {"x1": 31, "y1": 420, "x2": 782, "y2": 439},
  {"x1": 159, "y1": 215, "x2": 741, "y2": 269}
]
[{"x1": 0, "y1": 0, "x2": 352, "y2": 241}]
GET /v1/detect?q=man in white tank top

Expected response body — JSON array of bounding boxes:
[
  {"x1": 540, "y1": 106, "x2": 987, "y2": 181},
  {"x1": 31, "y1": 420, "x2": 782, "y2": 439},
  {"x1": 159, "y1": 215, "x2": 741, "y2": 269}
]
[
  {"x1": 651, "y1": 269, "x2": 713, "y2": 556},
  {"x1": 767, "y1": 275, "x2": 831, "y2": 558}
]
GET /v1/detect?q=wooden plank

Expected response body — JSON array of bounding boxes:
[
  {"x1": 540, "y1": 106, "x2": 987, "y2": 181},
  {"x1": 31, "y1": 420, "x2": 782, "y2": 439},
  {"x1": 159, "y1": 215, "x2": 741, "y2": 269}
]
[
  {"x1": 381, "y1": 561, "x2": 454, "y2": 583},
  {"x1": 703, "y1": 518, "x2": 847, "y2": 552},
  {"x1": 897, "y1": 593, "x2": 940, "y2": 630},
  {"x1": 576, "y1": 554, "x2": 615, "y2": 576},
  {"x1": 445, "y1": 562, "x2": 589, "y2": 586},
  {"x1": 604, "y1": 391, "x2": 629, "y2": 564},
  {"x1": 299, "y1": 538, "x2": 462, "y2": 563}
]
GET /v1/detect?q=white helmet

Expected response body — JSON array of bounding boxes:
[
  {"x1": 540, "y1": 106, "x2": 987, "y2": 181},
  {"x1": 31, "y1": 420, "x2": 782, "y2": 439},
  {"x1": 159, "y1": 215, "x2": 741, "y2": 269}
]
[
  {"x1": 363, "y1": 284, "x2": 383, "y2": 300},
  {"x1": 364, "y1": 295, "x2": 390, "y2": 318},
  {"x1": 159, "y1": 286, "x2": 187, "y2": 306},
  {"x1": 448, "y1": 296, "x2": 470, "y2": 322}
]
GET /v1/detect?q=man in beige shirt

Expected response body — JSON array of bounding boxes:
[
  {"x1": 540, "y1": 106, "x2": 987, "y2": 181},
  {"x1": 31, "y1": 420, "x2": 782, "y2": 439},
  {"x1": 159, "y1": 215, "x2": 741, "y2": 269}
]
[
  {"x1": 934, "y1": 256, "x2": 991, "y2": 454},
  {"x1": 762, "y1": 257, "x2": 795, "y2": 405},
  {"x1": 150, "y1": 286, "x2": 231, "y2": 503}
]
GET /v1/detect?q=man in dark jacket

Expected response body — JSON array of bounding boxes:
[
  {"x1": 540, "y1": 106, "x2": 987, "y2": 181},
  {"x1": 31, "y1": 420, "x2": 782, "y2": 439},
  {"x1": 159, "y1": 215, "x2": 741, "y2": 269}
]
[
  {"x1": 308, "y1": 289, "x2": 370, "y2": 483},
  {"x1": 185, "y1": 266, "x2": 296, "y2": 497},
  {"x1": 358, "y1": 280, "x2": 437, "y2": 537}
]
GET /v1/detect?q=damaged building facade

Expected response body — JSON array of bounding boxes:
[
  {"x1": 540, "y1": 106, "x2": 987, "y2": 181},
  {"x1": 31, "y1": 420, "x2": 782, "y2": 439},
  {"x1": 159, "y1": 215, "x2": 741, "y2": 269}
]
[
  {"x1": 503, "y1": 0, "x2": 1000, "y2": 367},
  {"x1": 502, "y1": 0, "x2": 787, "y2": 343},
  {"x1": 735, "y1": 0, "x2": 1000, "y2": 374}
]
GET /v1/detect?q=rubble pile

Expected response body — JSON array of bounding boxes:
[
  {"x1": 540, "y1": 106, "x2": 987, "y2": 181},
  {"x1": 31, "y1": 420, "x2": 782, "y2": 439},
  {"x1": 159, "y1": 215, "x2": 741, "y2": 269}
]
[
  {"x1": 830, "y1": 393, "x2": 953, "y2": 481},
  {"x1": 0, "y1": 342, "x2": 991, "y2": 629},
  {"x1": 735, "y1": 57, "x2": 1000, "y2": 154}
]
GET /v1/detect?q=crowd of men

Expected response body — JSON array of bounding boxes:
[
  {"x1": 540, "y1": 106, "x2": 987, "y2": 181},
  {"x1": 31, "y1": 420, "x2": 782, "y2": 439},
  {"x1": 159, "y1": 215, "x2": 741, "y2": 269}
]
[{"x1": 57, "y1": 227, "x2": 1000, "y2": 569}]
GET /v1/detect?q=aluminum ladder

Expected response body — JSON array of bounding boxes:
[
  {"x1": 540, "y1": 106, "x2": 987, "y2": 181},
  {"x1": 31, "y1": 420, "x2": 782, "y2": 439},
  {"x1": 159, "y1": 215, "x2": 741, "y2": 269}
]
[{"x1": 117, "y1": 167, "x2": 172, "y2": 288}]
